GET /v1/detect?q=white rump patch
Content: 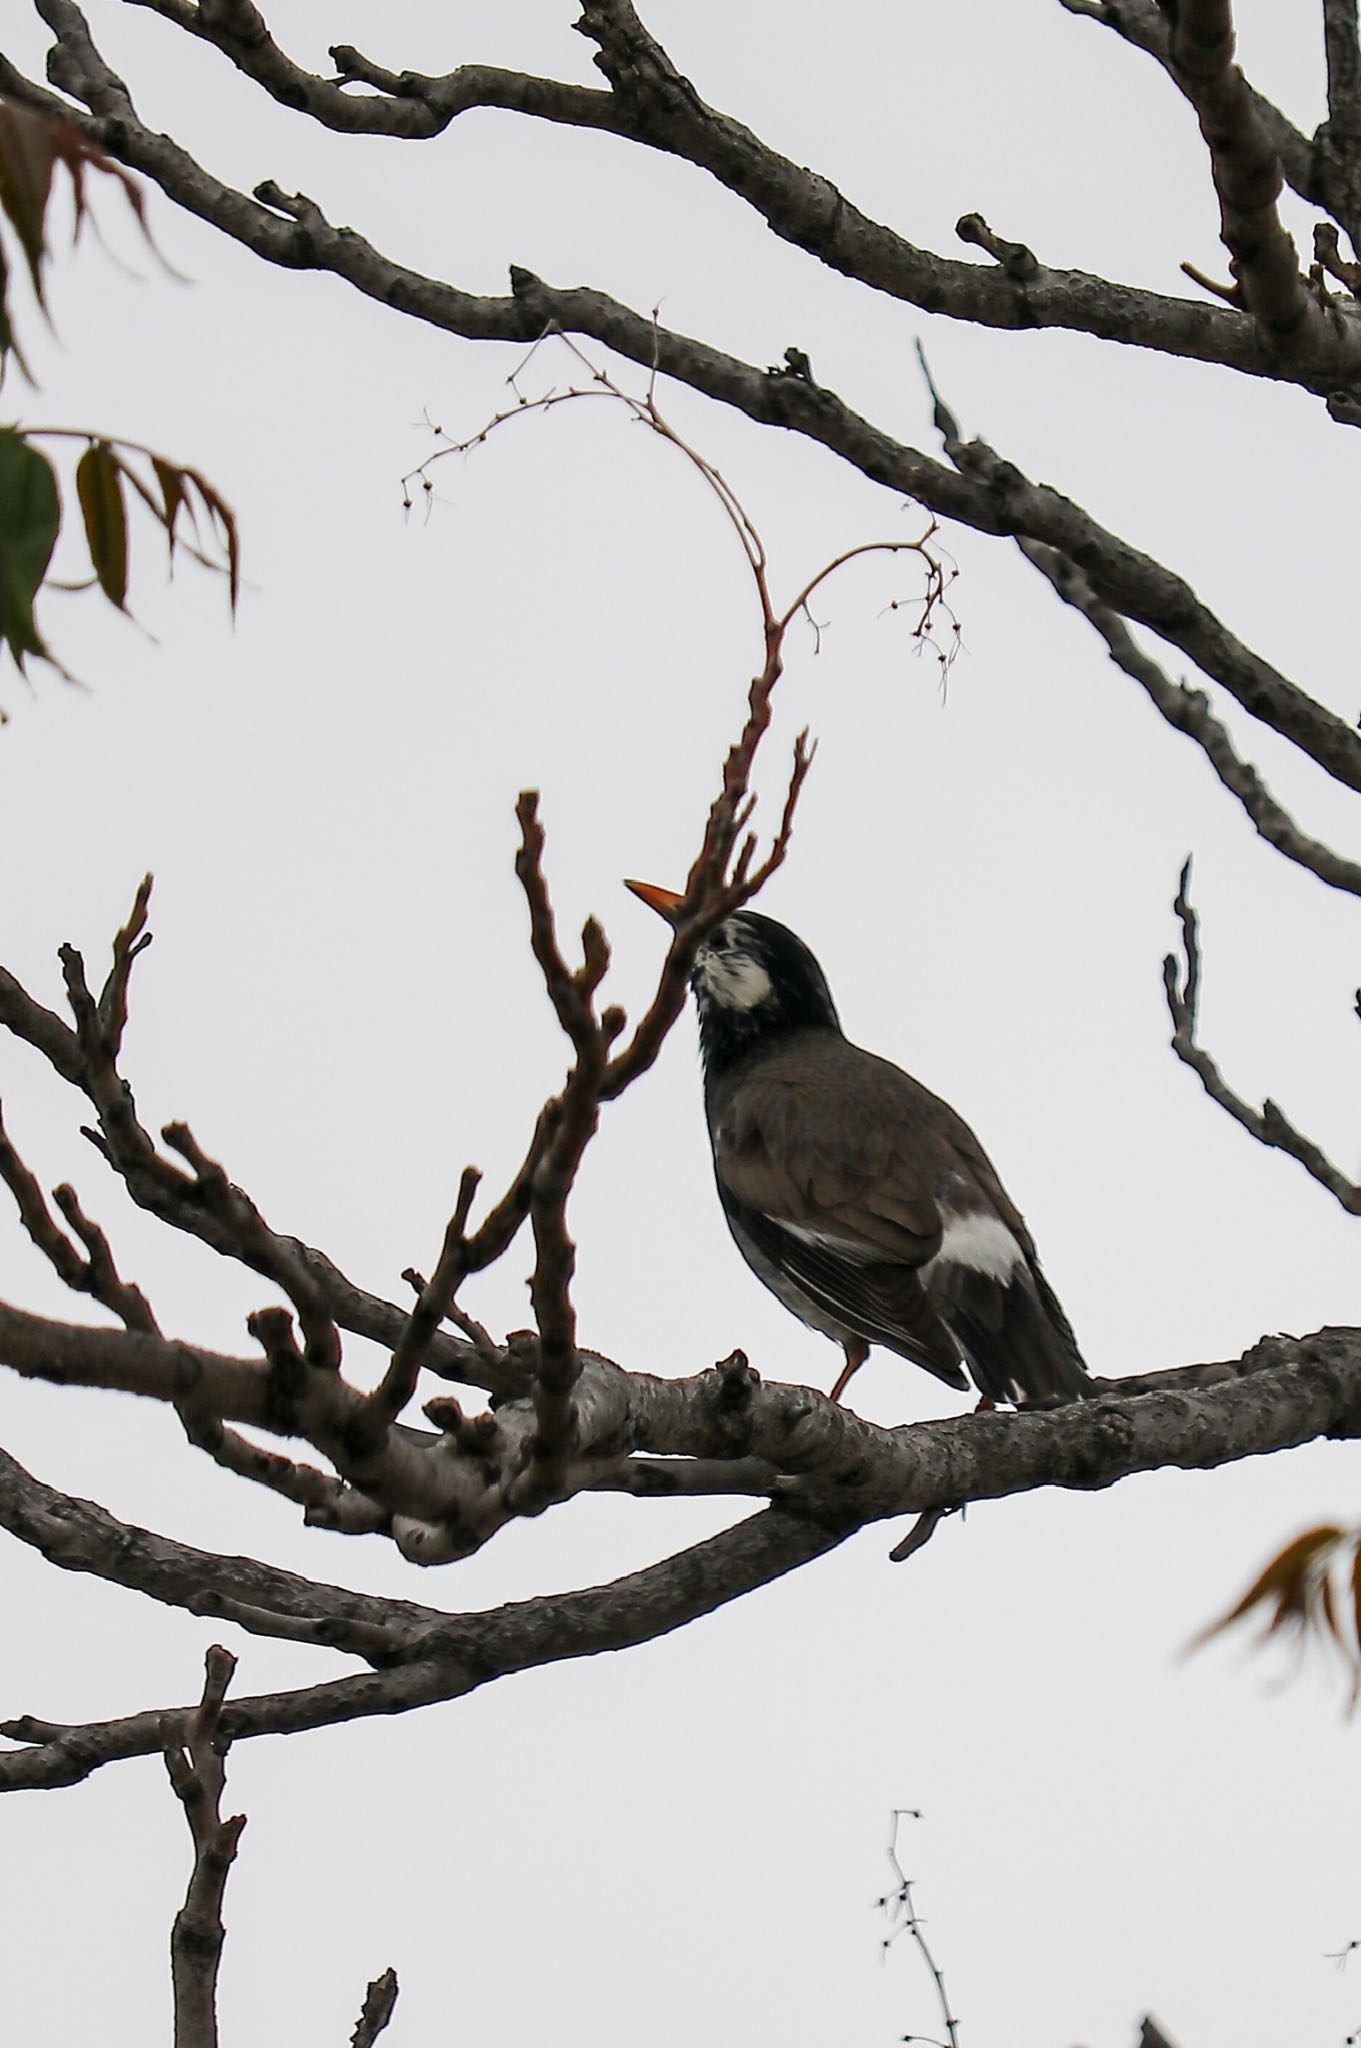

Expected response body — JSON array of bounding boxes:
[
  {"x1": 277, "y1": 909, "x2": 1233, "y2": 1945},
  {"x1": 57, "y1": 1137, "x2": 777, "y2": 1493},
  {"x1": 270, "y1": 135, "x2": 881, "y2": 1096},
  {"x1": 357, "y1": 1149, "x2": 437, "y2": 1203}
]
[
  {"x1": 695, "y1": 947, "x2": 773, "y2": 1012},
  {"x1": 932, "y1": 1211, "x2": 1025, "y2": 1283}
]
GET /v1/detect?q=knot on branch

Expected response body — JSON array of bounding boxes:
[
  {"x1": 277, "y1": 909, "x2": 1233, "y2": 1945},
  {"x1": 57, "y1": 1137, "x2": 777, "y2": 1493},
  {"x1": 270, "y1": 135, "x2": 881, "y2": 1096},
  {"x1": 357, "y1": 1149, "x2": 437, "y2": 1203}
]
[
  {"x1": 574, "y1": 3, "x2": 702, "y2": 120},
  {"x1": 956, "y1": 211, "x2": 1041, "y2": 282},
  {"x1": 713, "y1": 1348, "x2": 760, "y2": 1400}
]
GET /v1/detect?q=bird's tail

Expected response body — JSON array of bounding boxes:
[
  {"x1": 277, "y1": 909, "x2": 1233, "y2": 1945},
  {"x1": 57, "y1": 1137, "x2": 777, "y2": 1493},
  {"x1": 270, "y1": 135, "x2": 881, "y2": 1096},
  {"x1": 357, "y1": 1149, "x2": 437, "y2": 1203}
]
[{"x1": 951, "y1": 1262, "x2": 1092, "y2": 1408}]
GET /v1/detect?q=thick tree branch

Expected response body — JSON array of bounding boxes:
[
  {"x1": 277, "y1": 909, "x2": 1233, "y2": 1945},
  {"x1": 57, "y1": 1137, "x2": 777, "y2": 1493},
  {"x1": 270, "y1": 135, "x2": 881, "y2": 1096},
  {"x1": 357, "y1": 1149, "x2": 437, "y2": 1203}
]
[
  {"x1": 2, "y1": 1329, "x2": 1360, "y2": 1787},
  {"x1": 915, "y1": 345, "x2": 1361, "y2": 893},
  {"x1": 125, "y1": 0, "x2": 625, "y2": 139},
  {"x1": 1161, "y1": 1, "x2": 1330, "y2": 361},
  {"x1": 1058, "y1": 0, "x2": 1327, "y2": 235},
  {"x1": 20, "y1": 1, "x2": 1361, "y2": 400},
  {"x1": 3, "y1": 1327, "x2": 1361, "y2": 1792},
  {"x1": 4, "y1": 23, "x2": 1358, "y2": 778},
  {"x1": 1325, "y1": 0, "x2": 1361, "y2": 144},
  {"x1": 0, "y1": 1500, "x2": 846, "y2": 1789},
  {"x1": 0, "y1": 1440, "x2": 445, "y2": 1650},
  {"x1": 1321, "y1": 0, "x2": 1361, "y2": 252}
]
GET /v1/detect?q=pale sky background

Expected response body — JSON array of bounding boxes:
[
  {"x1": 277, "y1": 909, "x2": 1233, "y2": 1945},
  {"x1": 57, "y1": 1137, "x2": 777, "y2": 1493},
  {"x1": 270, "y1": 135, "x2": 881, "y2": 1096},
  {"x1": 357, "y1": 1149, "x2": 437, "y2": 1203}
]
[{"x1": 3, "y1": 4, "x2": 1361, "y2": 2044}]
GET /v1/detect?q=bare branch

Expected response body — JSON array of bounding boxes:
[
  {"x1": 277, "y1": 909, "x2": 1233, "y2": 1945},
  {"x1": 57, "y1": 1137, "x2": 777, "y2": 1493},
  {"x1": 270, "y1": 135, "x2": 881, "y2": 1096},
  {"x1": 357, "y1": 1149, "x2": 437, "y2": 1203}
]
[
  {"x1": 1013, "y1": 540, "x2": 1361, "y2": 896},
  {"x1": 364, "y1": 1165, "x2": 482, "y2": 1431},
  {"x1": 589, "y1": 1455, "x2": 781, "y2": 1498},
  {"x1": 0, "y1": 919, "x2": 499, "y2": 1389},
  {"x1": 1164, "y1": 862, "x2": 1361, "y2": 1213},
  {"x1": 880, "y1": 1809, "x2": 961, "y2": 2048},
  {"x1": 349, "y1": 1970, "x2": 399, "y2": 2048},
  {"x1": 126, "y1": 0, "x2": 621, "y2": 139},
  {"x1": 176, "y1": 1402, "x2": 374, "y2": 1527},
  {"x1": 511, "y1": 794, "x2": 605, "y2": 1484},
  {"x1": 1057, "y1": 0, "x2": 1323, "y2": 233},
  {"x1": 1325, "y1": 1, "x2": 1361, "y2": 143},
  {"x1": 0, "y1": 1437, "x2": 445, "y2": 1652},
  {"x1": 97, "y1": 870, "x2": 152, "y2": 1054},
  {"x1": 0, "y1": 1102, "x2": 158, "y2": 1329},
  {"x1": 1160, "y1": 1, "x2": 1329, "y2": 360},
  {"x1": 1316, "y1": 219, "x2": 1361, "y2": 294},
  {"x1": 18, "y1": 3, "x2": 1361, "y2": 399},
  {"x1": 5, "y1": 21, "x2": 1357, "y2": 785},
  {"x1": 163, "y1": 1645, "x2": 246, "y2": 2048},
  {"x1": 955, "y1": 209, "x2": 1041, "y2": 281},
  {"x1": 905, "y1": 342, "x2": 1361, "y2": 790},
  {"x1": 1, "y1": 1328, "x2": 1361, "y2": 1794},
  {"x1": 158, "y1": 1121, "x2": 343, "y2": 1368},
  {"x1": 0, "y1": 1502, "x2": 848, "y2": 1789}
]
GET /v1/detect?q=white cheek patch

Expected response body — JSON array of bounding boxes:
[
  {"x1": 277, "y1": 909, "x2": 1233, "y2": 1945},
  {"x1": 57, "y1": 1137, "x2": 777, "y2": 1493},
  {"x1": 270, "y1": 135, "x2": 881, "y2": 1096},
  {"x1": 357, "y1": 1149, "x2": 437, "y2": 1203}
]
[
  {"x1": 697, "y1": 949, "x2": 773, "y2": 1012},
  {"x1": 934, "y1": 1211, "x2": 1025, "y2": 1283}
]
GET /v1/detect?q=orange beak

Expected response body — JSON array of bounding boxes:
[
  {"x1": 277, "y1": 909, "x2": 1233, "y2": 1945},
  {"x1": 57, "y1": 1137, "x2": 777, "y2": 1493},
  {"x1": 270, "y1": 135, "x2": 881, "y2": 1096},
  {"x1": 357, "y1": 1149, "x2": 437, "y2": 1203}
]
[{"x1": 625, "y1": 879, "x2": 685, "y2": 923}]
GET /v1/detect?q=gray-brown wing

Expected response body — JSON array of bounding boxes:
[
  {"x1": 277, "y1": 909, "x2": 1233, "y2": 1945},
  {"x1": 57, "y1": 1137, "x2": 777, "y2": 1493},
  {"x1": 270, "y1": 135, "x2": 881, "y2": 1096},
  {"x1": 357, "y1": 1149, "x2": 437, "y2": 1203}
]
[
  {"x1": 710, "y1": 1038, "x2": 945, "y2": 1266},
  {"x1": 706, "y1": 1034, "x2": 1089, "y2": 1400}
]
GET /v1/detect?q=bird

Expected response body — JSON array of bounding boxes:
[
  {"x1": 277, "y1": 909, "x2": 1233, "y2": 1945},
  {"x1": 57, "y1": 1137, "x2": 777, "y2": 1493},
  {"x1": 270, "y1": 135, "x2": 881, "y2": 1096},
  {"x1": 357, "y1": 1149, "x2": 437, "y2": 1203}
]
[{"x1": 626, "y1": 882, "x2": 1092, "y2": 1409}]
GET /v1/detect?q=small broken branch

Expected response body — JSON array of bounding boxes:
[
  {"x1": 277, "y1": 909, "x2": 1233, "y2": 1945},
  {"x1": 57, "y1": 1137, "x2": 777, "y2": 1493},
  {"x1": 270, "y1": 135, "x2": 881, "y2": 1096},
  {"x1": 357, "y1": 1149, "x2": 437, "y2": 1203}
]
[{"x1": 349, "y1": 1970, "x2": 400, "y2": 2048}]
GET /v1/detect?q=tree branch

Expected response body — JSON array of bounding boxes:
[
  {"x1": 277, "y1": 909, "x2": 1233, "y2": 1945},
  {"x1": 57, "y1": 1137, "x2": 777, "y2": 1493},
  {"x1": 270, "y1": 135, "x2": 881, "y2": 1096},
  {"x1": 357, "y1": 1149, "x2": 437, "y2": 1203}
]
[
  {"x1": 1015, "y1": 540, "x2": 1361, "y2": 895},
  {"x1": 1321, "y1": 1, "x2": 1361, "y2": 245},
  {"x1": 1057, "y1": 0, "x2": 1325, "y2": 234},
  {"x1": 1161, "y1": 0, "x2": 1330, "y2": 361},
  {"x1": 2, "y1": 1331, "x2": 1361, "y2": 1794},
  {"x1": 0, "y1": 1501, "x2": 846, "y2": 1789},
  {"x1": 1164, "y1": 861, "x2": 1361, "y2": 1213},
  {"x1": 163, "y1": 1645, "x2": 245, "y2": 2048},
  {"x1": 915, "y1": 343, "x2": 1361, "y2": 894},
  {"x1": 19, "y1": 1, "x2": 1361, "y2": 398},
  {"x1": 4, "y1": 18, "x2": 1357, "y2": 774},
  {"x1": 349, "y1": 1970, "x2": 399, "y2": 2048}
]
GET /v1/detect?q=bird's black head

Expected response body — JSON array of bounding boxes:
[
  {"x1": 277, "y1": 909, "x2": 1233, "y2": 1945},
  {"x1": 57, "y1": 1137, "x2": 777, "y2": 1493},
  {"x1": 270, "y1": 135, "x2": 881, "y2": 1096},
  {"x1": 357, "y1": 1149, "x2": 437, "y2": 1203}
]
[{"x1": 689, "y1": 910, "x2": 841, "y2": 1070}]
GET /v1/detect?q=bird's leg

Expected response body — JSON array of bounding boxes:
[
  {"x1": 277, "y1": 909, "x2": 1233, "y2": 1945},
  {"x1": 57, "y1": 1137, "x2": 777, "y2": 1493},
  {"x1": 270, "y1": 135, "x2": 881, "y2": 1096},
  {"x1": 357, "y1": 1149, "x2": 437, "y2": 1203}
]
[{"x1": 828, "y1": 1338, "x2": 869, "y2": 1404}]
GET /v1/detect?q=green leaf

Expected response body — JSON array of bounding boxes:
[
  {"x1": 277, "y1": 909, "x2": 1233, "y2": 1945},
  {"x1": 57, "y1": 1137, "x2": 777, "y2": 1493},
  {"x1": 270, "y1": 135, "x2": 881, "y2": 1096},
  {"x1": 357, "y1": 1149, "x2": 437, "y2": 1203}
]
[
  {"x1": 0, "y1": 426, "x2": 59, "y2": 668},
  {"x1": 75, "y1": 440, "x2": 128, "y2": 610}
]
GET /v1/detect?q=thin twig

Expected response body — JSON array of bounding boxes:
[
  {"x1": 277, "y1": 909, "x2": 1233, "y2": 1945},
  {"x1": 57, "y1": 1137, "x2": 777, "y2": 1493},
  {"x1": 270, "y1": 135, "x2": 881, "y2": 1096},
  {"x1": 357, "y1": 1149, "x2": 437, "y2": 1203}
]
[
  {"x1": 0, "y1": 1102, "x2": 159, "y2": 1330},
  {"x1": 1164, "y1": 861, "x2": 1361, "y2": 1214},
  {"x1": 365, "y1": 1165, "x2": 483, "y2": 1430},
  {"x1": 879, "y1": 1808, "x2": 961, "y2": 2048},
  {"x1": 1013, "y1": 539, "x2": 1361, "y2": 897}
]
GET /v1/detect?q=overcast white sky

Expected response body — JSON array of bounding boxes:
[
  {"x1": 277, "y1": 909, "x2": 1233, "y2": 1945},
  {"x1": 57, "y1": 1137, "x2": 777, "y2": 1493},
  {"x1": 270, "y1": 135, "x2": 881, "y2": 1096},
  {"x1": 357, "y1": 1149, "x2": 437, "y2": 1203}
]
[{"x1": 3, "y1": 4, "x2": 1361, "y2": 2044}]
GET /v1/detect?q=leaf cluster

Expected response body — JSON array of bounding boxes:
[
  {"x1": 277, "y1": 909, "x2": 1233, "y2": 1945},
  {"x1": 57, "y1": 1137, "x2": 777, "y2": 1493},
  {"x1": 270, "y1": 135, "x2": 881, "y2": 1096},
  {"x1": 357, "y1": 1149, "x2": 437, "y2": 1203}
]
[
  {"x1": 1198, "y1": 1523, "x2": 1361, "y2": 1704},
  {"x1": 0, "y1": 99, "x2": 237, "y2": 686}
]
